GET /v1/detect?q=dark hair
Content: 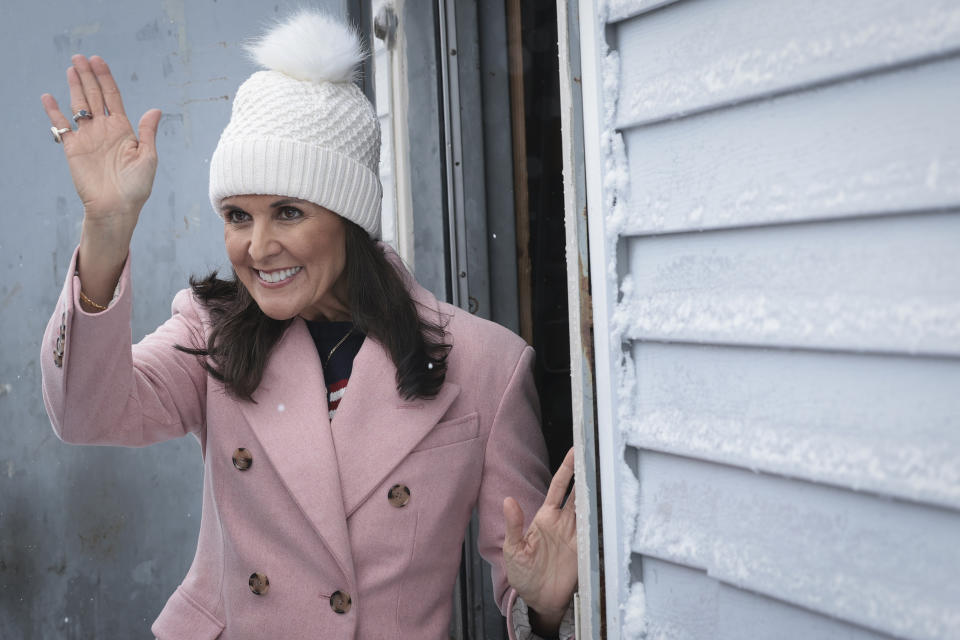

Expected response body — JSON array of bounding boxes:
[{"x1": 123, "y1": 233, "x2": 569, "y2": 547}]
[{"x1": 175, "y1": 220, "x2": 450, "y2": 402}]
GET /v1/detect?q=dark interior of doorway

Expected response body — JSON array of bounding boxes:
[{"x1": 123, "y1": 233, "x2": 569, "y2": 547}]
[
  {"x1": 452, "y1": 3, "x2": 572, "y2": 639},
  {"x1": 516, "y1": 1, "x2": 572, "y2": 473}
]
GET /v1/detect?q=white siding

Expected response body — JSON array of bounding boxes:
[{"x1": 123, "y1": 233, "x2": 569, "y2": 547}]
[
  {"x1": 583, "y1": 0, "x2": 960, "y2": 637},
  {"x1": 621, "y1": 58, "x2": 960, "y2": 234}
]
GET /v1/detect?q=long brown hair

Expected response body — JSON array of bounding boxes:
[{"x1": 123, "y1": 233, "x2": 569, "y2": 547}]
[{"x1": 175, "y1": 220, "x2": 450, "y2": 401}]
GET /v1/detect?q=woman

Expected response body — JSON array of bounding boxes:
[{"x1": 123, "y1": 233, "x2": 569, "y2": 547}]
[{"x1": 40, "y1": 11, "x2": 576, "y2": 640}]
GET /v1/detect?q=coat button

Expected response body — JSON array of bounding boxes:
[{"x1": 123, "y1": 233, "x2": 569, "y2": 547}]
[
  {"x1": 387, "y1": 484, "x2": 410, "y2": 508},
  {"x1": 249, "y1": 572, "x2": 269, "y2": 595},
  {"x1": 329, "y1": 590, "x2": 352, "y2": 614},
  {"x1": 232, "y1": 448, "x2": 253, "y2": 471}
]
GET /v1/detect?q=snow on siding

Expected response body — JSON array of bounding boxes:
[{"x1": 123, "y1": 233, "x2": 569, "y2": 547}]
[
  {"x1": 624, "y1": 342, "x2": 960, "y2": 510},
  {"x1": 632, "y1": 452, "x2": 960, "y2": 638},
  {"x1": 615, "y1": 0, "x2": 960, "y2": 128},
  {"x1": 588, "y1": 0, "x2": 960, "y2": 637},
  {"x1": 638, "y1": 559, "x2": 896, "y2": 640},
  {"x1": 620, "y1": 57, "x2": 960, "y2": 234}
]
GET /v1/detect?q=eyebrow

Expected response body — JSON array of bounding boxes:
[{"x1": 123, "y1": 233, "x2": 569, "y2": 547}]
[
  {"x1": 269, "y1": 198, "x2": 302, "y2": 208},
  {"x1": 220, "y1": 198, "x2": 304, "y2": 212}
]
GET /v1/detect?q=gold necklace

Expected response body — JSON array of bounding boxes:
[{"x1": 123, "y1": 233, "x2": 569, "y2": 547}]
[{"x1": 325, "y1": 327, "x2": 354, "y2": 365}]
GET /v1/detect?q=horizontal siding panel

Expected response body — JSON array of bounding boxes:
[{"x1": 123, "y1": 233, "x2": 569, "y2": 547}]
[
  {"x1": 616, "y1": 0, "x2": 960, "y2": 127},
  {"x1": 619, "y1": 212, "x2": 960, "y2": 355},
  {"x1": 630, "y1": 450, "x2": 960, "y2": 639},
  {"x1": 623, "y1": 342, "x2": 960, "y2": 509},
  {"x1": 621, "y1": 55, "x2": 960, "y2": 234},
  {"x1": 606, "y1": 0, "x2": 681, "y2": 24},
  {"x1": 640, "y1": 557, "x2": 895, "y2": 640},
  {"x1": 615, "y1": 0, "x2": 960, "y2": 127}
]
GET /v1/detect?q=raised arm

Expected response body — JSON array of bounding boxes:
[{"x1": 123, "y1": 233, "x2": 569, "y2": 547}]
[
  {"x1": 40, "y1": 57, "x2": 207, "y2": 448},
  {"x1": 41, "y1": 54, "x2": 161, "y2": 311}
]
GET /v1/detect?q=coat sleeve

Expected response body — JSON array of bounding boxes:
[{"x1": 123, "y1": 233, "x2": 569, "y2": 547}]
[
  {"x1": 474, "y1": 345, "x2": 554, "y2": 638},
  {"x1": 40, "y1": 246, "x2": 209, "y2": 447}
]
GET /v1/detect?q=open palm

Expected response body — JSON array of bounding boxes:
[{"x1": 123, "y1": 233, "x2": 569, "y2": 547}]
[
  {"x1": 503, "y1": 448, "x2": 578, "y2": 620},
  {"x1": 42, "y1": 55, "x2": 160, "y2": 228}
]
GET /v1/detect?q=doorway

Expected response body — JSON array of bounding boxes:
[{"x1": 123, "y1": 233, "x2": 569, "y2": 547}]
[{"x1": 370, "y1": 1, "x2": 570, "y2": 637}]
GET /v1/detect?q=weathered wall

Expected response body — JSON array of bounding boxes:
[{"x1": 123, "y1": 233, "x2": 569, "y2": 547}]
[
  {"x1": 0, "y1": 1, "x2": 353, "y2": 637},
  {"x1": 582, "y1": 0, "x2": 960, "y2": 637}
]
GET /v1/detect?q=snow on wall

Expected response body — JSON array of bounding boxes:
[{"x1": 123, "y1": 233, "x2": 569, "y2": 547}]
[
  {"x1": 615, "y1": 0, "x2": 960, "y2": 127},
  {"x1": 639, "y1": 558, "x2": 896, "y2": 640},
  {"x1": 601, "y1": 0, "x2": 680, "y2": 24},
  {"x1": 623, "y1": 343, "x2": 960, "y2": 510},
  {"x1": 632, "y1": 453, "x2": 960, "y2": 639},
  {"x1": 618, "y1": 213, "x2": 960, "y2": 355},
  {"x1": 589, "y1": 0, "x2": 960, "y2": 637},
  {"x1": 619, "y1": 55, "x2": 960, "y2": 235},
  {"x1": 593, "y1": 17, "x2": 648, "y2": 632}
]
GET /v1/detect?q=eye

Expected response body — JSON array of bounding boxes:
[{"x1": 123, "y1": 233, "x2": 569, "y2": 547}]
[
  {"x1": 224, "y1": 209, "x2": 250, "y2": 224},
  {"x1": 278, "y1": 206, "x2": 303, "y2": 221}
]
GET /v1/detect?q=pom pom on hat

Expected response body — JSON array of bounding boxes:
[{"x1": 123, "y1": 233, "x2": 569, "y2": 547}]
[
  {"x1": 209, "y1": 10, "x2": 382, "y2": 237},
  {"x1": 245, "y1": 10, "x2": 365, "y2": 84}
]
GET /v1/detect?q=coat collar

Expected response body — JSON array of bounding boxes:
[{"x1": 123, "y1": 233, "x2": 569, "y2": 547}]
[{"x1": 237, "y1": 245, "x2": 459, "y2": 582}]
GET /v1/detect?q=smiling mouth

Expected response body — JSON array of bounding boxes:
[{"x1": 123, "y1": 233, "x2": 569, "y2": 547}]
[{"x1": 256, "y1": 266, "x2": 302, "y2": 284}]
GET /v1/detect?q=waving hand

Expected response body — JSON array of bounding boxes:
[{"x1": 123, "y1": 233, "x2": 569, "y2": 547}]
[
  {"x1": 41, "y1": 55, "x2": 161, "y2": 308},
  {"x1": 503, "y1": 448, "x2": 578, "y2": 635}
]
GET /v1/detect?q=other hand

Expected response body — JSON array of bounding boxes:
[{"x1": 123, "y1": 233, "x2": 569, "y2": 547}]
[
  {"x1": 503, "y1": 448, "x2": 578, "y2": 631},
  {"x1": 41, "y1": 55, "x2": 161, "y2": 235}
]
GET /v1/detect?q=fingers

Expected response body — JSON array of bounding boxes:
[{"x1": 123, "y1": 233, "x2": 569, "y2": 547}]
[
  {"x1": 41, "y1": 93, "x2": 72, "y2": 130},
  {"x1": 89, "y1": 56, "x2": 126, "y2": 116},
  {"x1": 503, "y1": 497, "x2": 525, "y2": 551},
  {"x1": 137, "y1": 109, "x2": 163, "y2": 154},
  {"x1": 71, "y1": 55, "x2": 105, "y2": 115},
  {"x1": 66, "y1": 66, "x2": 88, "y2": 119},
  {"x1": 543, "y1": 448, "x2": 575, "y2": 510}
]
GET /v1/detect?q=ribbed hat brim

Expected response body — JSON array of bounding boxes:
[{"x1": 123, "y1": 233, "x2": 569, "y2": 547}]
[{"x1": 209, "y1": 137, "x2": 382, "y2": 237}]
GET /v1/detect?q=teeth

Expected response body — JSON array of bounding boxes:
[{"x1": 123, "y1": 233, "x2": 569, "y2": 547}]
[{"x1": 257, "y1": 266, "x2": 301, "y2": 283}]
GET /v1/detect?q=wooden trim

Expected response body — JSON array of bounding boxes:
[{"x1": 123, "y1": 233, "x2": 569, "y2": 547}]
[
  {"x1": 506, "y1": 0, "x2": 533, "y2": 346},
  {"x1": 557, "y1": 0, "x2": 604, "y2": 636}
]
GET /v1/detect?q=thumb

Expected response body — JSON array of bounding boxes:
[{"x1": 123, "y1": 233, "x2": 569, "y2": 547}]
[
  {"x1": 137, "y1": 109, "x2": 162, "y2": 154},
  {"x1": 503, "y1": 497, "x2": 525, "y2": 552}
]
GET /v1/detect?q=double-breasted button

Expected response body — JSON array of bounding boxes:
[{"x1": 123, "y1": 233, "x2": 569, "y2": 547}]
[
  {"x1": 53, "y1": 314, "x2": 66, "y2": 368},
  {"x1": 249, "y1": 572, "x2": 269, "y2": 595},
  {"x1": 387, "y1": 484, "x2": 410, "y2": 508},
  {"x1": 330, "y1": 590, "x2": 352, "y2": 614},
  {"x1": 232, "y1": 448, "x2": 253, "y2": 471}
]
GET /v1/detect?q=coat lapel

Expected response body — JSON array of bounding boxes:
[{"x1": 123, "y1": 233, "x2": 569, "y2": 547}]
[
  {"x1": 331, "y1": 338, "x2": 460, "y2": 517},
  {"x1": 237, "y1": 320, "x2": 356, "y2": 585}
]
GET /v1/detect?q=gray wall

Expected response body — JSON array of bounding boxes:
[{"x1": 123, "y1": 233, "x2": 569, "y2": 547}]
[
  {"x1": 596, "y1": 0, "x2": 960, "y2": 637},
  {"x1": 0, "y1": 1, "x2": 356, "y2": 637}
]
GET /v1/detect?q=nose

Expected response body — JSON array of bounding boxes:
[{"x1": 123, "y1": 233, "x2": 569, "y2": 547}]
[{"x1": 247, "y1": 220, "x2": 281, "y2": 263}]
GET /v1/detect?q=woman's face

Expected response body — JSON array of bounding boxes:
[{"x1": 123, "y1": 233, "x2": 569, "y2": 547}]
[{"x1": 220, "y1": 194, "x2": 350, "y2": 322}]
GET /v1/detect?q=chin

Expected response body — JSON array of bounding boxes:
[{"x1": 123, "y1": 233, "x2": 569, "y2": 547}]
[
  {"x1": 254, "y1": 303, "x2": 301, "y2": 322},
  {"x1": 263, "y1": 311, "x2": 299, "y2": 321}
]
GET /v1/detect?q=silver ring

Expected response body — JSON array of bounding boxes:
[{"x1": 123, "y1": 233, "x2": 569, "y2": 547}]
[
  {"x1": 51, "y1": 126, "x2": 71, "y2": 144},
  {"x1": 72, "y1": 109, "x2": 93, "y2": 123}
]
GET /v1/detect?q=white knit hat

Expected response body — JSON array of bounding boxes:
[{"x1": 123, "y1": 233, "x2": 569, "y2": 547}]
[{"x1": 209, "y1": 11, "x2": 382, "y2": 237}]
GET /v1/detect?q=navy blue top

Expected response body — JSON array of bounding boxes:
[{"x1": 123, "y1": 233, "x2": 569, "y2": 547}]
[{"x1": 305, "y1": 320, "x2": 365, "y2": 418}]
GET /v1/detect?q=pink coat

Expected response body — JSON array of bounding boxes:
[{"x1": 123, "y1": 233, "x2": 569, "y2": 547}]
[{"x1": 41, "y1": 247, "x2": 551, "y2": 640}]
